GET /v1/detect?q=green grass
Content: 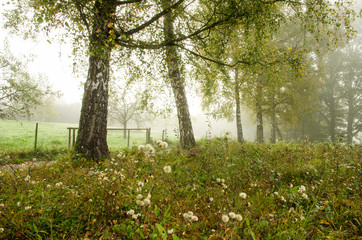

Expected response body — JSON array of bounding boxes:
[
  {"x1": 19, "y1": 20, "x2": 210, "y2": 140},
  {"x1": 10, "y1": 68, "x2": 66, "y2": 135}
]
[
  {"x1": 0, "y1": 120, "x2": 167, "y2": 153},
  {"x1": 0, "y1": 139, "x2": 360, "y2": 239}
]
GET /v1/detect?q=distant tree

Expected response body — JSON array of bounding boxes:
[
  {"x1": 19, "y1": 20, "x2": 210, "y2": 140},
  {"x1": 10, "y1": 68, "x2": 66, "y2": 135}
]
[
  {"x1": 109, "y1": 87, "x2": 150, "y2": 139},
  {"x1": 0, "y1": 41, "x2": 56, "y2": 119}
]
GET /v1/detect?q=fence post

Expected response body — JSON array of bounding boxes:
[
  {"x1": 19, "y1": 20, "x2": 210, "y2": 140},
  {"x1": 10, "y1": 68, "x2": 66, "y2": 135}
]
[
  {"x1": 146, "y1": 128, "x2": 150, "y2": 143},
  {"x1": 68, "y1": 128, "x2": 71, "y2": 149},
  {"x1": 34, "y1": 122, "x2": 39, "y2": 150},
  {"x1": 72, "y1": 128, "x2": 76, "y2": 147}
]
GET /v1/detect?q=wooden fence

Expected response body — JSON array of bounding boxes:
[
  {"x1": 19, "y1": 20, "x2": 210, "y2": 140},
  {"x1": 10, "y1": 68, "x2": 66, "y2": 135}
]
[{"x1": 67, "y1": 127, "x2": 151, "y2": 149}]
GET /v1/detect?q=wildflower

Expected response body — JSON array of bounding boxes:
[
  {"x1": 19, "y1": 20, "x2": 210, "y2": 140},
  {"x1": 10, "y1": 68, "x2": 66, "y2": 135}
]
[
  {"x1": 32, "y1": 158, "x2": 37, "y2": 162},
  {"x1": 167, "y1": 228, "x2": 174, "y2": 234},
  {"x1": 55, "y1": 182, "x2": 63, "y2": 187},
  {"x1": 274, "y1": 192, "x2": 279, "y2": 196},
  {"x1": 89, "y1": 199, "x2": 92, "y2": 202},
  {"x1": 298, "y1": 185, "x2": 306, "y2": 193},
  {"x1": 229, "y1": 212, "x2": 236, "y2": 219},
  {"x1": 137, "y1": 194, "x2": 143, "y2": 200},
  {"x1": 239, "y1": 192, "x2": 247, "y2": 199},
  {"x1": 127, "y1": 209, "x2": 135, "y2": 216},
  {"x1": 161, "y1": 141, "x2": 168, "y2": 148},
  {"x1": 144, "y1": 198, "x2": 151, "y2": 206},
  {"x1": 163, "y1": 165, "x2": 172, "y2": 174},
  {"x1": 209, "y1": 197, "x2": 214, "y2": 202},
  {"x1": 281, "y1": 196, "x2": 287, "y2": 202},
  {"x1": 25, "y1": 206, "x2": 32, "y2": 210},
  {"x1": 222, "y1": 214, "x2": 229, "y2": 223},
  {"x1": 136, "y1": 200, "x2": 145, "y2": 207},
  {"x1": 146, "y1": 144, "x2": 155, "y2": 153},
  {"x1": 132, "y1": 213, "x2": 141, "y2": 219},
  {"x1": 301, "y1": 193, "x2": 308, "y2": 199},
  {"x1": 116, "y1": 152, "x2": 124, "y2": 158},
  {"x1": 138, "y1": 181, "x2": 144, "y2": 188},
  {"x1": 235, "y1": 214, "x2": 243, "y2": 221},
  {"x1": 0, "y1": 228, "x2": 3, "y2": 233},
  {"x1": 191, "y1": 215, "x2": 198, "y2": 222},
  {"x1": 216, "y1": 178, "x2": 221, "y2": 183},
  {"x1": 17, "y1": 202, "x2": 21, "y2": 207},
  {"x1": 0, "y1": 204, "x2": 4, "y2": 207},
  {"x1": 138, "y1": 145, "x2": 145, "y2": 151}
]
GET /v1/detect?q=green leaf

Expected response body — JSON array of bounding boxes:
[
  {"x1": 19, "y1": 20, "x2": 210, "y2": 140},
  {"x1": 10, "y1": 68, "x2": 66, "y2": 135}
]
[
  {"x1": 154, "y1": 204, "x2": 160, "y2": 217},
  {"x1": 37, "y1": 17, "x2": 43, "y2": 23},
  {"x1": 155, "y1": 224, "x2": 167, "y2": 240}
]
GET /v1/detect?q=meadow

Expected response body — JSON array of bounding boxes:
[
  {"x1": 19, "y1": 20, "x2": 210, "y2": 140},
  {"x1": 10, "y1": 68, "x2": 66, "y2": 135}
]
[
  {"x1": 0, "y1": 137, "x2": 360, "y2": 239},
  {"x1": 0, "y1": 120, "x2": 164, "y2": 153}
]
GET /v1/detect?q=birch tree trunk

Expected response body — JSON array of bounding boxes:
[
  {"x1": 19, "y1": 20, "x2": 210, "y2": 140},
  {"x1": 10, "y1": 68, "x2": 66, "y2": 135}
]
[
  {"x1": 76, "y1": 0, "x2": 116, "y2": 161},
  {"x1": 256, "y1": 75, "x2": 264, "y2": 143},
  {"x1": 163, "y1": 0, "x2": 195, "y2": 149},
  {"x1": 234, "y1": 68, "x2": 243, "y2": 142}
]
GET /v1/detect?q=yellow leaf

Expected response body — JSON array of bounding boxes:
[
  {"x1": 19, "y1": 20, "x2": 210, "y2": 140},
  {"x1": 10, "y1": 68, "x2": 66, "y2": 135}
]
[
  {"x1": 320, "y1": 220, "x2": 330, "y2": 225},
  {"x1": 107, "y1": 22, "x2": 114, "y2": 28}
]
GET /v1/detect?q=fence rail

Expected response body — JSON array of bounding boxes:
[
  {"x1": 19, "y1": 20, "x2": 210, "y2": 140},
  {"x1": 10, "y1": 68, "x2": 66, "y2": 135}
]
[{"x1": 67, "y1": 127, "x2": 151, "y2": 149}]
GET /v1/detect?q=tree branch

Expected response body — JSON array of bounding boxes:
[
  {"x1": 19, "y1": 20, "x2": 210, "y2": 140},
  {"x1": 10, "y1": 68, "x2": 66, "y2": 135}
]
[
  {"x1": 116, "y1": 0, "x2": 143, "y2": 5},
  {"x1": 124, "y1": 0, "x2": 186, "y2": 36}
]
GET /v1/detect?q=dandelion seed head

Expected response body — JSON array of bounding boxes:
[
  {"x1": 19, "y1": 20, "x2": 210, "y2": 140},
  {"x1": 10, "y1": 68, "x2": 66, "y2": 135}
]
[
  {"x1": 163, "y1": 165, "x2": 172, "y2": 173},
  {"x1": 235, "y1": 214, "x2": 243, "y2": 221},
  {"x1": 239, "y1": 192, "x2": 247, "y2": 199},
  {"x1": 229, "y1": 212, "x2": 236, "y2": 219},
  {"x1": 222, "y1": 214, "x2": 229, "y2": 223}
]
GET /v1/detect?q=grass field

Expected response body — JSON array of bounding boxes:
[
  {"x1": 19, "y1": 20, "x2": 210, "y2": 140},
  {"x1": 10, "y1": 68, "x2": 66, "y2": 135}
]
[
  {"x1": 0, "y1": 120, "x2": 166, "y2": 153},
  {"x1": 0, "y1": 138, "x2": 360, "y2": 239}
]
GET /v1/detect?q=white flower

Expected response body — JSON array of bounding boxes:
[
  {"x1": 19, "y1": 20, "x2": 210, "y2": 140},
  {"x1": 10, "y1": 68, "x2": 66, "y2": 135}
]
[
  {"x1": 0, "y1": 228, "x2": 3, "y2": 233},
  {"x1": 25, "y1": 206, "x2": 32, "y2": 210},
  {"x1": 136, "y1": 200, "x2": 145, "y2": 207},
  {"x1": 89, "y1": 199, "x2": 92, "y2": 202},
  {"x1": 209, "y1": 197, "x2": 214, "y2": 202},
  {"x1": 298, "y1": 185, "x2": 306, "y2": 193},
  {"x1": 144, "y1": 198, "x2": 151, "y2": 206},
  {"x1": 55, "y1": 182, "x2": 63, "y2": 187},
  {"x1": 127, "y1": 209, "x2": 135, "y2": 216},
  {"x1": 146, "y1": 144, "x2": 155, "y2": 153},
  {"x1": 229, "y1": 212, "x2": 236, "y2": 219},
  {"x1": 281, "y1": 196, "x2": 287, "y2": 202},
  {"x1": 183, "y1": 213, "x2": 190, "y2": 219},
  {"x1": 24, "y1": 175, "x2": 31, "y2": 182},
  {"x1": 17, "y1": 202, "x2": 21, "y2": 207},
  {"x1": 222, "y1": 214, "x2": 229, "y2": 223},
  {"x1": 163, "y1": 165, "x2": 172, "y2": 174},
  {"x1": 138, "y1": 145, "x2": 145, "y2": 151},
  {"x1": 116, "y1": 152, "x2": 124, "y2": 158},
  {"x1": 302, "y1": 193, "x2": 308, "y2": 199},
  {"x1": 191, "y1": 215, "x2": 199, "y2": 222},
  {"x1": 239, "y1": 192, "x2": 247, "y2": 199},
  {"x1": 132, "y1": 213, "x2": 141, "y2": 219},
  {"x1": 216, "y1": 178, "x2": 221, "y2": 183},
  {"x1": 138, "y1": 181, "x2": 144, "y2": 188},
  {"x1": 235, "y1": 214, "x2": 243, "y2": 221},
  {"x1": 274, "y1": 192, "x2": 279, "y2": 196},
  {"x1": 161, "y1": 141, "x2": 168, "y2": 148},
  {"x1": 137, "y1": 194, "x2": 143, "y2": 200},
  {"x1": 167, "y1": 228, "x2": 174, "y2": 234}
]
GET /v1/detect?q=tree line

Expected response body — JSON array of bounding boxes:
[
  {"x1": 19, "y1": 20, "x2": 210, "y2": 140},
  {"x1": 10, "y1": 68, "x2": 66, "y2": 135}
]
[{"x1": 1, "y1": 0, "x2": 360, "y2": 161}]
